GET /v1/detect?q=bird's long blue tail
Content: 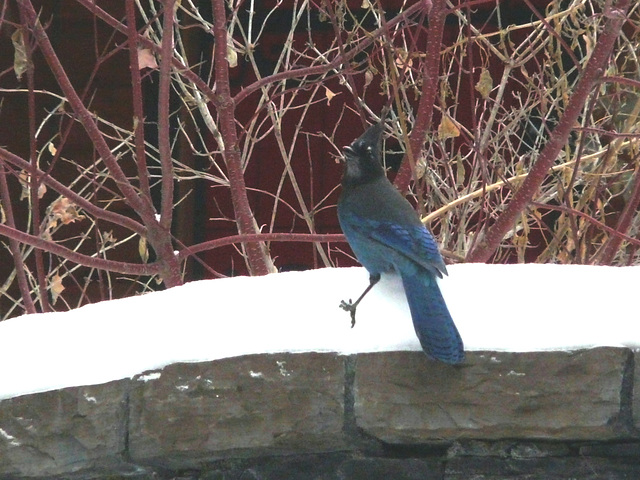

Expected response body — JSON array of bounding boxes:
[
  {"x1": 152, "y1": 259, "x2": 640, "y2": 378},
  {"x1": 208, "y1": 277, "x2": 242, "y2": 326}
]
[{"x1": 401, "y1": 272, "x2": 464, "y2": 364}]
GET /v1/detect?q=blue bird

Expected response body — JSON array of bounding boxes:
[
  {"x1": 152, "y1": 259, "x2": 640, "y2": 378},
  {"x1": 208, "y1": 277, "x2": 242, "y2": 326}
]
[{"x1": 337, "y1": 117, "x2": 464, "y2": 364}]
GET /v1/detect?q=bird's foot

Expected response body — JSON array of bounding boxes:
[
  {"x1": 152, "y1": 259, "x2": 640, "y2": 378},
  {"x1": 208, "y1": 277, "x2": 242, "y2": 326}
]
[{"x1": 339, "y1": 299, "x2": 358, "y2": 328}]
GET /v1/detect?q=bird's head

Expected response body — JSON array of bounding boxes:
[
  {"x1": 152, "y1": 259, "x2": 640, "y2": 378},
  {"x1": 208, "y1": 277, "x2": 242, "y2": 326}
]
[{"x1": 341, "y1": 119, "x2": 386, "y2": 186}]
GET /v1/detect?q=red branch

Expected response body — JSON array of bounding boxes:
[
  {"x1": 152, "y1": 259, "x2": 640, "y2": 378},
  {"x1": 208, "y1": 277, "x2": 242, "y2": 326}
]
[
  {"x1": 146, "y1": 0, "x2": 183, "y2": 287},
  {"x1": 210, "y1": 0, "x2": 273, "y2": 275},
  {"x1": 125, "y1": 0, "x2": 152, "y2": 202},
  {"x1": 0, "y1": 166, "x2": 36, "y2": 313},
  {"x1": 393, "y1": 0, "x2": 444, "y2": 193},
  {"x1": 177, "y1": 233, "x2": 346, "y2": 261},
  {"x1": 0, "y1": 223, "x2": 162, "y2": 276},
  {"x1": 17, "y1": 1, "x2": 50, "y2": 312},
  {"x1": 0, "y1": 221, "x2": 345, "y2": 276},
  {"x1": 157, "y1": 0, "x2": 176, "y2": 232}
]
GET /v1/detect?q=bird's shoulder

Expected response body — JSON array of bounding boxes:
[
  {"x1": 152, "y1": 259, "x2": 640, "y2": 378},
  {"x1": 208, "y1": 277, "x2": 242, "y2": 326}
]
[{"x1": 339, "y1": 177, "x2": 422, "y2": 226}]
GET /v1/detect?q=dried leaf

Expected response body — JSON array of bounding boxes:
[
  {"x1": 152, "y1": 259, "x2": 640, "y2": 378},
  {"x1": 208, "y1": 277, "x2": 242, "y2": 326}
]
[
  {"x1": 325, "y1": 86, "x2": 337, "y2": 105},
  {"x1": 137, "y1": 48, "x2": 158, "y2": 70},
  {"x1": 565, "y1": 235, "x2": 575, "y2": 254},
  {"x1": 437, "y1": 115, "x2": 460, "y2": 140},
  {"x1": 439, "y1": 79, "x2": 453, "y2": 102},
  {"x1": 415, "y1": 156, "x2": 427, "y2": 179},
  {"x1": 557, "y1": 180, "x2": 565, "y2": 201},
  {"x1": 19, "y1": 171, "x2": 29, "y2": 200},
  {"x1": 18, "y1": 171, "x2": 47, "y2": 200},
  {"x1": 48, "y1": 142, "x2": 57, "y2": 156},
  {"x1": 475, "y1": 68, "x2": 493, "y2": 99},
  {"x1": 50, "y1": 273, "x2": 65, "y2": 305},
  {"x1": 364, "y1": 69, "x2": 374, "y2": 87},
  {"x1": 362, "y1": 0, "x2": 373, "y2": 8},
  {"x1": 227, "y1": 41, "x2": 238, "y2": 68},
  {"x1": 102, "y1": 230, "x2": 117, "y2": 246},
  {"x1": 12, "y1": 28, "x2": 27, "y2": 81},
  {"x1": 456, "y1": 154, "x2": 465, "y2": 185},
  {"x1": 139, "y1": 236, "x2": 149, "y2": 263},
  {"x1": 51, "y1": 197, "x2": 83, "y2": 225},
  {"x1": 395, "y1": 50, "x2": 413, "y2": 72}
]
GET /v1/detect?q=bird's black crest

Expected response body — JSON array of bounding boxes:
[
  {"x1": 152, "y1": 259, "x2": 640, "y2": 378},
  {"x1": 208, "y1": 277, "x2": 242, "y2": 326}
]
[{"x1": 341, "y1": 120, "x2": 386, "y2": 186}]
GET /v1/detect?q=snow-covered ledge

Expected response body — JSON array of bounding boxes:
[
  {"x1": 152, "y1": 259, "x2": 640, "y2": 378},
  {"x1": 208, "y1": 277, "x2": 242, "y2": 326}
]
[{"x1": 1, "y1": 265, "x2": 639, "y2": 479}]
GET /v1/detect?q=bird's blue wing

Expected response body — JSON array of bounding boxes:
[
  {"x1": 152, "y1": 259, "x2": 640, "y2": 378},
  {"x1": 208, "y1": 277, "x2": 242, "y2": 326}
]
[
  {"x1": 342, "y1": 212, "x2": 447, "y2": 278},
  {"x1": 369, "y1": 221, "x2": 447, "y2": 277}
]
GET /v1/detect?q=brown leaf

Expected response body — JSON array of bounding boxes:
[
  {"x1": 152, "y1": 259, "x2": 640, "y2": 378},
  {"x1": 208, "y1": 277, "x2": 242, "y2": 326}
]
[
  {"x1": 50, "y1": 197, "x2": 83, "y2": 225},
  {"x1": 227, "y1": 40, "x2": 238, "y2": 68},
  {"x1": 437, "y1": 115, "x2": 460, "y2": 140},
  {"x1": 18, "y1": 171, "x2": 47, "y2": 200},
  {"x1": 139, "y1": 236, "x2": 149, "y2": 263},
  {"x1": 475, "y1": 68, "x2": 493, "y2": 99},
  {"x1": 325, "y1": 86, "x2": 338, "y2": 105},
  {"x1": 19, "y1": 171, "x2": 29, "y2": 200},
  {"x1": 102, "y1": 230, "x2": 117, "y2": 246},
  {"x1": 415, "y1": 156, "x2": 427, "y2": 179},
  {"x1": 137, "y1": 48, "x2": 158, "y2": 70},
  {"x1": 11, "y1": 28, "x2": 27, "y2": 81},
  {"x1": 50, "y1": 273, "x2": 65, "y2": 305},
  {"x1": 395, "y1": 50, "x2": 413, "y2": 72},
  {"x1": 364, "y1": 69, "x2": 374, "y2": 87}
]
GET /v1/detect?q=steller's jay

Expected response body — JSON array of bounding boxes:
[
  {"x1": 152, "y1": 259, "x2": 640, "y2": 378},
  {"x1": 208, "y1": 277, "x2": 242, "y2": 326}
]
[{"x1": 337, "y1": 116, "x2": 464, "y2": 364}]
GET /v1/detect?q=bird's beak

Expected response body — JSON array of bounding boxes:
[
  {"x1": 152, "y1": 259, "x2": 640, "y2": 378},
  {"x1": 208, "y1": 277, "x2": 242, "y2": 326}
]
[{"x1": 340, "y1": 145, "x2": 354, "y2": 162}]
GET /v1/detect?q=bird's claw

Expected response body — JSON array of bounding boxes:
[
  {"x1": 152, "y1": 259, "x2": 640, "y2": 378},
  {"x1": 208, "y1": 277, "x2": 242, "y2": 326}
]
[{"x1": 339, "y1": 299, "x2": 357, "y2": 328}]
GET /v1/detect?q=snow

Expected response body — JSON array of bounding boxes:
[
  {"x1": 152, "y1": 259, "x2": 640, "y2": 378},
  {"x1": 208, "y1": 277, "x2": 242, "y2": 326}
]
[{"x1": 1, "y1": 264, "x2": 639, "y2": 400}]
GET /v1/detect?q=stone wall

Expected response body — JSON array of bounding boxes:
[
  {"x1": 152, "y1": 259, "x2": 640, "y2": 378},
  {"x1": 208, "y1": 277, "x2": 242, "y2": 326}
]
[{"x1": 1, "y1": 348, "x2": 639, "y2": 479}]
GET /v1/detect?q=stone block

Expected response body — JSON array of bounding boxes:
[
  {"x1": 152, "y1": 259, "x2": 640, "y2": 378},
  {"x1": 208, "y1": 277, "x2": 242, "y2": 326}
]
[
  {"x1": 199, "y1": 452, "x2": 352, "y2": 480},
  {"x1": 447, "y1": 440, "x2": 570, "y2": 459},
  {"x1": 445, "y1": 455, "x2": 640, "y2": 479},
  {"x1": 0, "y1": 380, "x2": 129, "y2": 478},
  {"x1": 354, "y1": 348, "x2": 631, "y2": 443},
  {"x1": 634, "y1": 350, "x2": 640, "y2": 431},
  {"x1": 128, "y1": 353, "x2": 347, "y2": 468},
  {"x1": 337, "y1": 457, "x2": 442, "y2": 480},
  {"x1": 185, "y1": 454, "x2": 442, "y2": 480},
  {"x1": 579, "y1": 441, "x2": 640, "y2": 457}
]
